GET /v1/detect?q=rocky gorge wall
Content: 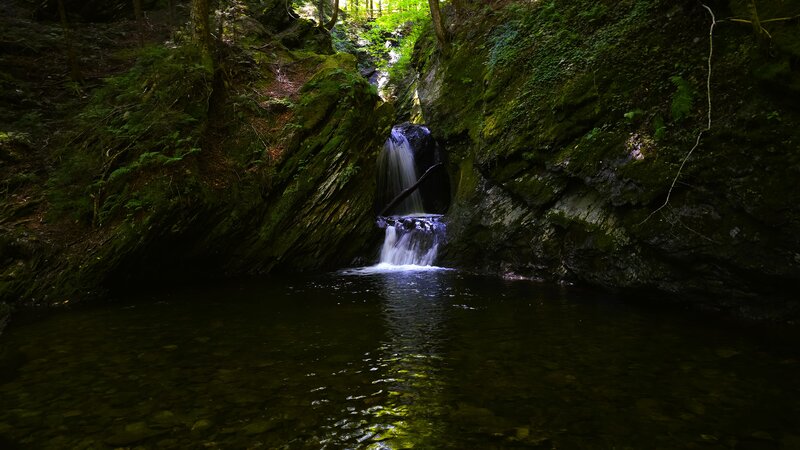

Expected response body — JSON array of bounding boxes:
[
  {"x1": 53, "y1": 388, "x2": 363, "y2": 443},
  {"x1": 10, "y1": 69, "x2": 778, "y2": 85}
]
[
  {"x1": 0, "y1": 3, "x2": 393, "y2": 315},
  {"x1": 401, "y1": 0, "x2": 800, "y2": 319},
  {"x1": 2, "y1": 0, "x2": 799, "y2": 325}
]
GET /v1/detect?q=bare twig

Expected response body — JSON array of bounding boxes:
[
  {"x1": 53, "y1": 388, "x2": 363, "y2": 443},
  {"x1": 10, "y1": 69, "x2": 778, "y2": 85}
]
[
  {"x1": 379, "y1": 163, "x2": 443, "y2": 216},
  {"x1": 761, "y1": 14, "x2": 800, "y2": 23},
  {"x1": 249, "y1": 121, "x2": 270, "y2": 149},
  {"x1": 665, "y1": 206, "x2": 721, "y2": 244},
  {"x1": 723, "y1": 18, "x2": 773, "y2": 40},
  {"x1": 640, "y1": 3, "x2": 715, "y2": 226}
]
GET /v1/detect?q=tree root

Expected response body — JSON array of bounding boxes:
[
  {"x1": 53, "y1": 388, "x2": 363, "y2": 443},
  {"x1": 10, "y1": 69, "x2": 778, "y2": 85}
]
[{"x1": 639, "y1": 3, "x2": 716, "y2": 226}]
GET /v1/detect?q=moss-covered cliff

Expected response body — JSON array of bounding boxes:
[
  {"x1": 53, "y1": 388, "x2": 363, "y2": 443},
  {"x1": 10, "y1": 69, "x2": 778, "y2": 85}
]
[
  {"x1": 402, "y1": 0, "x2": 800, "y2": 319},
  {"x1": 0, "y1": 2, "x2": 393, "y2": 311}
]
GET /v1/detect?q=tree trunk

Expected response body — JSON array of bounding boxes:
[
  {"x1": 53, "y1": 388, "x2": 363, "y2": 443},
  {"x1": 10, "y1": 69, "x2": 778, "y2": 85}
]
[
  {"x1": 369, "y1": 0, "x2": 373, "y2": 20},
  {"x1": 377, "y1": 0, "x2": 382, "y2": 17},
  {"x1": 133, "y1": 0, "x2": 144, "y2": 47},
  {"x1": 192, "y1": 0, "x2": 212, "y2": 55},
  {"x1": 747, "y1": 0, "x2": 767, "y2": 45},
  {"x1": 57, "y1": 0, "x2": 81, "y2": 82},
  {"x1": 318, "y1": 0, "x2": 325, "y2": 28},
  {"x1": 326, "y1": 0, "x2": 340, "y2": 30},
  {"x1": 217, "y1": 4, "x2": 224, "y2": 42},
  {"x1": 428, "y1": 0, "x2": 447, "y2": 48}
]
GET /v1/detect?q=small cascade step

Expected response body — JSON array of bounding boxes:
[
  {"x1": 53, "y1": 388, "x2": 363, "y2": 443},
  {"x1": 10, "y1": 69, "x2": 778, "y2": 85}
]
[{"x1": 377, "y1": 215, "x2": 446, "y2": 266}]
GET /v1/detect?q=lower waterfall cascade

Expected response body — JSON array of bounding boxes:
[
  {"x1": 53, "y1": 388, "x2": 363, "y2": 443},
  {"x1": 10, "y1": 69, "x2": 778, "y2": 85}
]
[{"x1": 377, "y1": 215, "x2": 446, "y2": 266}]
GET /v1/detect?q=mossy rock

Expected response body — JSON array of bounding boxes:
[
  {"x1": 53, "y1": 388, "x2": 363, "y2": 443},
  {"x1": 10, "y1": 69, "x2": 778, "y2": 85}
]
[{"x1": 410, "y1": 0, "x2": 800, "y2": 314}]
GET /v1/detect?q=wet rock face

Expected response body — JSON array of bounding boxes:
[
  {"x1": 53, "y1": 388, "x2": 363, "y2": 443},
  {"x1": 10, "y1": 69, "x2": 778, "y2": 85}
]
[
  {"x1": 392, "y1": 122, "x2": 451, "y2": 214},
  {"x1": 277, "y1": 19, "x2": 334, "y2": 54},
  {"x1": 406, "y1": 0, "x2": 800, "y2": 319}
]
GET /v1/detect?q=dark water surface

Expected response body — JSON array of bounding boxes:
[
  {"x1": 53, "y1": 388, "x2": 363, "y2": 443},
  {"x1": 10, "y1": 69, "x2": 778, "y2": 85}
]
[{"x1": 1, "y1": 270, "x2": 799, "y2": 449}]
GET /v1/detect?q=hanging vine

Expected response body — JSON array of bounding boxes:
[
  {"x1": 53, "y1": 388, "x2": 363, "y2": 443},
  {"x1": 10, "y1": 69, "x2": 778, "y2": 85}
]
[{"x1": 639, "y1": 3, "x2": 716, "y2": 225}]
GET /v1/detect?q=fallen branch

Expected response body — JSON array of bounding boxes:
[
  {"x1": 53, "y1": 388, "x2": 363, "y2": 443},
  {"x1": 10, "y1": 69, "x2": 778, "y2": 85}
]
[
  {"x1": 640, "y1": 3, "x2": 715, "y2": 226},
  {"x1": 379, "y1": 163, "x2": 443, "y2": 217}
]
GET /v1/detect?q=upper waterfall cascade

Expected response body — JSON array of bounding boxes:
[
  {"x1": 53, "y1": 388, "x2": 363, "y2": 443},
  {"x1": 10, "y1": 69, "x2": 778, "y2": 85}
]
[{"x1": 377, "y1": 129, "x2": 425, "y2": 215}]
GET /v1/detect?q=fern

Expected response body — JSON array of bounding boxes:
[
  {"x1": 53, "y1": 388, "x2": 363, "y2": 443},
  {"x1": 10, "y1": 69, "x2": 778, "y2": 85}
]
[
  {"x1": 670, "y1": 75, "x2": 695, "y2": 122},
  {"x1": 653, "y1": 116, "x2": 667, "y2": 141}
]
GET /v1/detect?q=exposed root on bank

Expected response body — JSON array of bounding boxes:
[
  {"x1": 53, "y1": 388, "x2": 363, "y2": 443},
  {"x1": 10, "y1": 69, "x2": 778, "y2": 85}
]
[{"x1": 639, "y1": 3, "x2": 715, "y2": 226}]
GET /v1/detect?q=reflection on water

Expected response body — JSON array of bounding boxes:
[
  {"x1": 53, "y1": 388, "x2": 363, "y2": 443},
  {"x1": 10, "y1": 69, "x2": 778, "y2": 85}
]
[
  {"x1": 366, "y1": 270, "x2": 449, "y2": 447},
  {"x1": 0, "y1": 272, "x2": 799, "y2": 449}
]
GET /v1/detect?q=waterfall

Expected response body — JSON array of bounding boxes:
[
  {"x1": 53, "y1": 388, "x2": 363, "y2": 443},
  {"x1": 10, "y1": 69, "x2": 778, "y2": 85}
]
[
  {"x1": 377, "y1": 216, "x2": 446, "y2": 267},
  {"x1": 370, "y1": 124, "x2": 449, "y2": 269},
  {"x1": 376, "y1": 129, "x2": 425, "y2": 215}
]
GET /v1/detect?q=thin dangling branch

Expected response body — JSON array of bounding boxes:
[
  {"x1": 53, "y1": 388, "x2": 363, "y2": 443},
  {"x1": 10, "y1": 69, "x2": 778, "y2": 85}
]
[
  {"x1": 640, "y1": 3, "x2": 715, "y2": 226},
  {"x1": 379, "y1": 163, "x2": 443, "y2": 217}
]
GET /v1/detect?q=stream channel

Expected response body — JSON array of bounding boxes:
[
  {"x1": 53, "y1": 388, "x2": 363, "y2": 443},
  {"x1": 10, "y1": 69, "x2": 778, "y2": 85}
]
[{"x1": 1, "y1": 268, "x2": 799, "y2": 449}]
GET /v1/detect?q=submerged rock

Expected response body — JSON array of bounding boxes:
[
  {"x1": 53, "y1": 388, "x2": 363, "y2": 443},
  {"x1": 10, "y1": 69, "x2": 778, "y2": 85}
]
[
  {"x1": 190, "y1": 419, "x2": 212, "y2": 433},
  {"x1": 242, "y1": 420, "x2": 277, "y2": 435},
  {"x1": 105, "y1": 422, "x2": 163, "y2": 446}
]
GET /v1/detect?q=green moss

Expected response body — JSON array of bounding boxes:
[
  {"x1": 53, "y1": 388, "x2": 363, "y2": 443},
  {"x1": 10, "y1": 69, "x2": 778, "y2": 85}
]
[
  {"x1": 506, "y1": 171, "x2": 566, "y2": 208},
  {"x1": 454, "y1": 159, "x2": 479, "y2": 203},
  {"x1": 48, "y1": 44, "x2": 211, "y2": 227},
  {"x1": 296, "y1": 54, "x2": 374, "y2": 131}
]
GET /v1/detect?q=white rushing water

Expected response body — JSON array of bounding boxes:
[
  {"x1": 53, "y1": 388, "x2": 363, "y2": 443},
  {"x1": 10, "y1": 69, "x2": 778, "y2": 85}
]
[
  {"x1": 376, "y1": 129, "x2": 424, "y2": 215},
  {"x1": 360, "y1": 127, "x2": 448, "y2": 272},
  {"x1": 380, "y1": 225, "x2": 437, "y2": 266},
  {"x1": 375, "y1": 215, "x2": 446, "y2": 268}
]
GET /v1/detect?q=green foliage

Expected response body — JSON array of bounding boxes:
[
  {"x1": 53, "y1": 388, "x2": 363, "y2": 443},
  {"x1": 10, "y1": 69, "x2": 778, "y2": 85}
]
[
  {"x1": 48, "y1": 44, "x2": 212, "y2": 226},
  {"x1": 15, "y1": 112, "x2": 42, "y2": 130},
  {"x1": 669, "y1": 75, "x2": 695, "y2": 122},
  {"x1": 577, "y1": 4, "x2": 608, "y2": 22},
  {"x1": 387, "y1": 15, "x2": 428, "y2": 81},
  {"x1": 479, "y1": 0, "x2": 636, "y2": 138},
  {"x1": 487, "y1": 0, "x2": 586, "y2": 74},
  {"x1": 623, "y1": 109, "x2": 644, "y2": 122},
  {"x1": 355, "y1": 8, "x2": 429, "y2": 78},
  {"x1": 490, "y1": 0, "x2": 653, "y2": 131},
  {"x1": 487, "y1": 21, "x2": 522, "y2": 71},
  {"x1": 766, "y1": 110, "x2": 781, "y2": 122},
  {"x1": 584, "y1": 127, "x2": 601, "y2": 141},
  {"x1": 653, "y1": 116, "x2": 666, "y2": 141},
  {"x1": 338, "y1": 162, "x2": 360, "y2": 187}
]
